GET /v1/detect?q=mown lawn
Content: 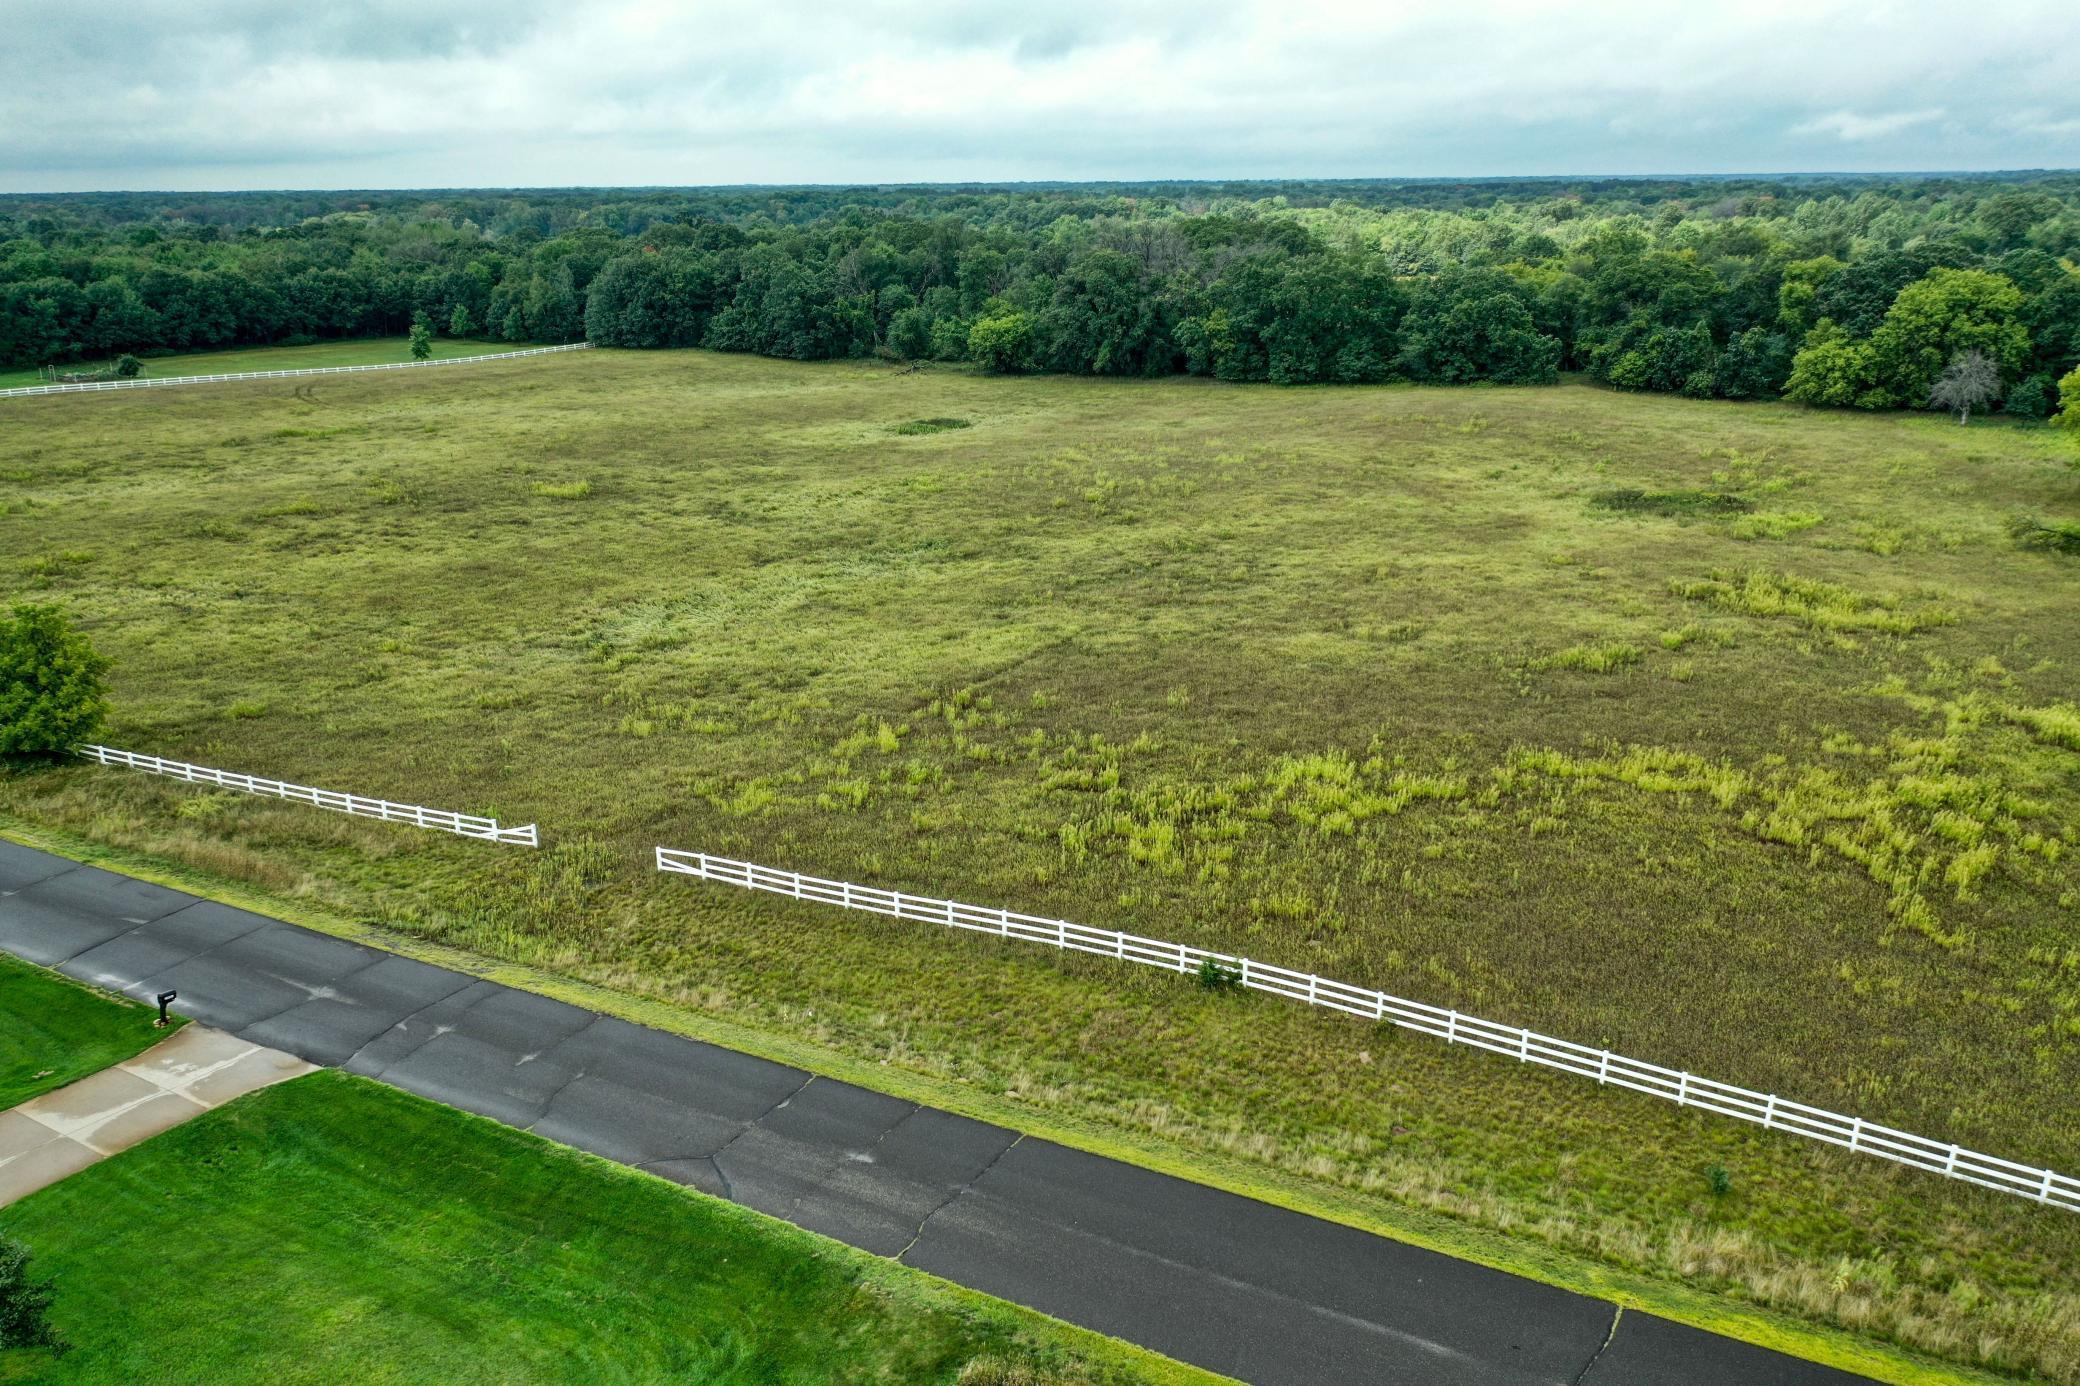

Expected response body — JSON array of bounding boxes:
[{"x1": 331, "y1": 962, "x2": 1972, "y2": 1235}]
[
  {"x1": 0, "y1": 952, "x2": 175, "y2": 1108},
  {"x1": 0, "y1": 335, "x2": 548, "y2": 390},
  {"x1": 0, "y1": 1069, "x2": 1207, "y2": 1384},
  {"x1": 2, "y1": 349, "x2": 2078, "y2": 1378}
]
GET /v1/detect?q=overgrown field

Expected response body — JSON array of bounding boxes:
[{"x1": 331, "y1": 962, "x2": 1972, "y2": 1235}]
[
  {"x1": 0, "y1": 1069, "x2": 1206, "y2": 1384},
  {"x1": 4, "y1": 348, "x2": 2079, "y2": 1379}
]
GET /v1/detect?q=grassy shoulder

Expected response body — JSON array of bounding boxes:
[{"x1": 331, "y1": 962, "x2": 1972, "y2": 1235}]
[
  {"x1": 0, "y1": 821, "x2": 2005, "y2": 1386},
  {"x1": 5, "y1": 352, "x2": 2077, "y2": 1380},
  {"x1": 0, "y1": 1067, "x2": 1220, "y2": 1385},
  {"x1": 0, "y1": 335, "x2": 550, "y2": 390},
  {"x1": 0, "y1": 951, "x2": 176, "y2": 1108}
]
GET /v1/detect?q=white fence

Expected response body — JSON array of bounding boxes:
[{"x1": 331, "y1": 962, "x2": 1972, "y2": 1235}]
[
  {"x1": 0, "y1": 343, "x2": 591, "y2": 399},
  {"x1": 82, "y1": 745, "x2": 537, "y2": 846},
  {"x1": 656, "y1": 847, "x2": 2080, "y2": 1212}
]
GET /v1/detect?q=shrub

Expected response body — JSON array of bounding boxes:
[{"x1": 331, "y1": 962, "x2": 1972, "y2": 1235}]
[
  {"x1": 2002, "y1": 373, "x2": 2052, "y2": 418},
  {"x1": 889, "y1": 418, "x2": 971, "y2": 436},
  {"x1": 967, "y1": 312, "x2": 1037, "y2": 374},
  {"x1": 1591, "y1": 488, "x2": 1752, "y2": 516},
  {"x1": 0, "y1": 1236, "x2": 64, "y2": 1353},
  {"x1": 1531, "y1": 642, "x2": 1643, "y2": 674},
  {"x1": 0, "y1": 604, "x2": 110, "y2": 758},
  {"x1": 928, "y1": 316, "x2": 972, "y2": 362},
  {"x1": 113, "y1": 353, "x2": 142, "y2": 378},
  {"x1": 1706, "y1": 1163, "x2": 1733, "y2": 1197},
  {"x1": 2009, "y1": 514, "x2": 2080, "y2": 555},
  {"x1": 1196, "y1": 956, "x2": 1243, "y2": 992}
]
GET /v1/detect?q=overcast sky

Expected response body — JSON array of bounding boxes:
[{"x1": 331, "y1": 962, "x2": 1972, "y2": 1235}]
[{"x1": 3, "y1": 1, "x2": 2074, "y2": 192}]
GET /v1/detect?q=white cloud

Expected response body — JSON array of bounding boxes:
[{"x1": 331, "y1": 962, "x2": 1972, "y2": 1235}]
[
  {"x1": 0, "y1": 0, "x2": 2072, "y2": 189},
  {"x1": 1791, "y1": 109, "x2": 1945, "y2": 141}
]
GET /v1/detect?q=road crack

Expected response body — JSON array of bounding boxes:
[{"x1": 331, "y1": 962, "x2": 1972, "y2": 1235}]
[
  {"x1": 893, "y1": 1131, "x2": 1024, "y2": 1263},
  {"x1": 1570, "y1": 1304, "x2": 1623, "y2": 1385}
]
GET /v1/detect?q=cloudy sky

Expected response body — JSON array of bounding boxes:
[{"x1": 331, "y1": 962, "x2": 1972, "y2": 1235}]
[{"x1": 3, "y1": 1, "x2": 2074, "y2": 191}]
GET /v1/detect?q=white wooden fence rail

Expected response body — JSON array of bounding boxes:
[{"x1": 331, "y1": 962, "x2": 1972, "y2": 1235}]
[
  {"x1": 81, "y1": 745, "x2": 537, "y2": 846},
  {"x1": 656, "y1": 846, "x2": 2080, "y2": 1212},
  {"x1": 0, "y1": 343, "x2": 590, "y2": 398}
]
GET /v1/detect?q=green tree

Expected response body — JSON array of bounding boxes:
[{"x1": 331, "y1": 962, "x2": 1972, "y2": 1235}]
[
  {"x1": 887, "y1": 306, "x2": 933, "y2": 360},
  {"x1": 1867, "y1": 269, "x2": 2029, "y2": 408},
  {"x1": 0, "y1": 605, "x2": 110, "y2": 759},
  {"x1": 967, "y1": 311, "x2": 1036, "y2": 374},
  {"x1": 408, "y1": 311, "x2": 433, "y2": 360},
  {"x1": 2056, "y1": 366, "x2": 2080, "y2": 462},
  {"x1": 449, "y1": 303, "x2": 476, "y2": 337},
  {"x1": 1783, "y1": 321, "x2": 1883, "y2": 408},
  {"x1": 2001, "y1": 373, "x2": 2052, "y2": 418},
  {"x1": 928, "y1": 315, "x2": 971, "y2": 362}
]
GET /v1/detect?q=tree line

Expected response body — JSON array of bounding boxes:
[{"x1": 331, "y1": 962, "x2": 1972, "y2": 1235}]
[{"x1": 4, "y1": 175, "x2": 2078, "y2": 414}]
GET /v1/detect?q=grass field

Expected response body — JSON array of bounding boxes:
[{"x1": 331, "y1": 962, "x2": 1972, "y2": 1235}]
[
  {"x1": 0, "y1": 1069, "x2": 1209, "y2": 1384},
  {"x1": 0, "y1": 952, "x2": 175, "y2": 1108},
  {"x1": 0, "y1": 335, "x2": 549, "y2": 391},
  {"x1": 3, "y1": 348, "x2": 2078, "y2": 1378}
]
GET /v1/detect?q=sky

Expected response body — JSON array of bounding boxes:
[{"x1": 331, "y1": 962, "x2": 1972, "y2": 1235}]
[{"x1": 2, "y1": 0, "x2": 2074, "y2": 192}]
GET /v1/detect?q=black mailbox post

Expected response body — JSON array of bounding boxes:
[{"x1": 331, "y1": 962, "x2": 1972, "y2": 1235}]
[{"x1": 154, "y1": 989, "x2": 177, "y2": 1027}]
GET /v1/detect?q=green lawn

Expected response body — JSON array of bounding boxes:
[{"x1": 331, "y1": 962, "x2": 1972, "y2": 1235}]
[
  {"x1": 0, "y1": 335, "x2": 551, "y2": 390},
  {"x1": 3, "y1": 349, "x2": 2078, "y2": 1380},
  {"x1": 0, "y1": 1070, "x2": 1211, "y2": 1385},
  {"x1": 0, "y1": 953, "x2": 174, "y2": 1108}
]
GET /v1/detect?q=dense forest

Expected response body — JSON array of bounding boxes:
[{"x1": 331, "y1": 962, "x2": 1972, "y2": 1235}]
[{"x1": 4, "y1": 175, "x2": 2078, "y2": 413}]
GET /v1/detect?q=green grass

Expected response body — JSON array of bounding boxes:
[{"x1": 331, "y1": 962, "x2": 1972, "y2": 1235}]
[
  {"x1": 0, "y1": 953, "x2": 174, "y2": 1108},
  {"x1": 0, "y1": 335, "x2": 549, "y2": 390},
  {"x1": 3, "y1": 350, "x2": 2078, "y2": 1380},
  {"x1": 0, "y1": 1070, "x2": 1213, "y2": 1385}
]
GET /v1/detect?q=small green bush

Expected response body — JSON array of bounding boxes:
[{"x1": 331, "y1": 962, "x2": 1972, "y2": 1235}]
[
  {"x1": 0, "y1": 604, "x2": 110, "y2": 758},
  {"x1": 1591, "y1": 488, "x2": 1752, "y2": 516},
  {"x1": 1196, "y1": 957, "x2": 1243, "y2": 992},
  {"x1": 0, "y1": 1236, "x2": 64, "y2": 1353},
  {"x1": 1706, "y1": 1163, "x2": 1733, "y2": 1197},
  {"x1": 1532, "y1": 641, "x2": 1643, "y2": 674},
  {"x1": 889, "y1": 418, "x2": 972, "y2": 436},
  {"x1": 2002, "y1": 374, "x2": 2051, "y2": 418}
]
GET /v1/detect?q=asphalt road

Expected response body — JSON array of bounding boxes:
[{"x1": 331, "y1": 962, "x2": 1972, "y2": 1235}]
[{"x1": 0, "y1": 839, "x2": 1868, "y2": 1385}]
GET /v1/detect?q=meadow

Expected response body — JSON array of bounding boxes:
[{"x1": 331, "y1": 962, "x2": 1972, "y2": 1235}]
[
  {"x1": 3, "y1": 347, "x2": 2078, "y2": 1379},
  {"x1": 0, "y1": 335, "x2": 541, "y2": 391}
]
